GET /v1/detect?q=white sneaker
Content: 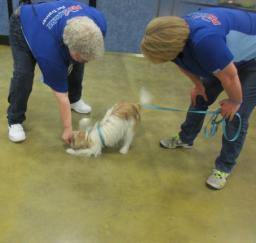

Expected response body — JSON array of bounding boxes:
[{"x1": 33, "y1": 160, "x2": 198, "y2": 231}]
[
  {"x1": 70, "y1": 99, "x2": 92, "y2": 114},
  {"x1": 206, "y1": 169, "x2": 230, "y2": 190},
  {"x1": 8, "y1": 124, "x2": 26, "y2": 142}
]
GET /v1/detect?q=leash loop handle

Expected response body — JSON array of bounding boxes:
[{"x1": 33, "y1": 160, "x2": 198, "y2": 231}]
[
  {"x1": 143, "y1": 104, "x2": 241, "y2": 142},
  {"x1": 222, "y1": 113, "x2": 242, "y2": 142}
]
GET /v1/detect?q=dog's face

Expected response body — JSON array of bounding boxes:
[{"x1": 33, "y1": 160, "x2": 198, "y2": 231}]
[{"x1": 70, "y1": 130, "x2": 91, "y2": 149}]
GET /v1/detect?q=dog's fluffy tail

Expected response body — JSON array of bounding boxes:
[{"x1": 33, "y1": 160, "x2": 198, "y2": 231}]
[
  {"x1": 79, "y1": 118, "x2": 91, "y2": 130},
  {"x1": 139, "y1": 87, "x2": 153, "y2": 105}
]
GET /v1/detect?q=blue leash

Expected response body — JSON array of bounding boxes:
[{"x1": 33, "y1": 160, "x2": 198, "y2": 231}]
[
  {"x1": 97, "y1": 122, "x2": 107, "y2": 147},
  {"x1": 143, "y1": 104, "x2": 242, "y2": 142}
]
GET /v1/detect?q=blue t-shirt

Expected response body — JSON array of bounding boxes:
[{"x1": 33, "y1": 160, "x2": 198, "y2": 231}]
[
  {"x1": 174, "y1": 7, "x2": 256, "y2": 79},
  {"x1": 20, "y1": 0, "x2": 107, "y2": 92}
]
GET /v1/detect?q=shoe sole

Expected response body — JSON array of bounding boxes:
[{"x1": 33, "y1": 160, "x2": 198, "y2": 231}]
[
  {"x1": 159, "y1": 142, "x2": 192, "y2": 149},
  {"x1": 205, "y1": 182, "x2": 222, "y2": 190},
  {"x1": 9, "y1": 135, "x2": 26, "y2": 143},
  {"x1": 71, "y1": 108, "x2": 91, "y2": 114},
  {"x1": 206, "y1": 179, "x2": 227, "y2": 190}
]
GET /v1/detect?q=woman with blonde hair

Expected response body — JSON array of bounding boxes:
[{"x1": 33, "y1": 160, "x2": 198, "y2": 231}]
[
  {"x1": 141, "y1": 16, "x2": 189, "y2": 63},
  {"x1": 8, "y1": 0, "x2": 106, "y2": 144},
  {"x1": 141, "y1": 8, "x2": 256, "y2": 190}
]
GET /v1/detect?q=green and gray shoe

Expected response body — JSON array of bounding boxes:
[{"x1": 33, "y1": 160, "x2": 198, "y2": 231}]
[
  {"x1": 206, "y1": 169, "x2": 230, "y2": 190},
  {"x1": 160, "y1": 135, "x2": 192, "y2": 149}
]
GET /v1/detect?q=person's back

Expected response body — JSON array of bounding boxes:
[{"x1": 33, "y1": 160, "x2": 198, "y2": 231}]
[
  {"x1": 184, "y1": 7, "x2": 256, "y2": 64},
  {"x1": 169, "y1": 7, "x2": 256, "y2": 79},
  {"x1": 19, "y1": 0, "x2": 106, "y2": 92}
]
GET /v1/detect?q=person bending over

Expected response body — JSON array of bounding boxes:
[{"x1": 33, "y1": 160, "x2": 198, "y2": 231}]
[
  {"x1": 141, "y1": 7, "x2": 256, "y2": 189},
  {"x1": 8, "y1": 0, "x2": 107, "y2": 144}
]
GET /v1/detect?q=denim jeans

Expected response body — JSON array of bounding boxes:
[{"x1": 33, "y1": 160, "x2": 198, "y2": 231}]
[
  {"x1": 179, "y1": 60, "x2": 256, "y2": 173},
  {"x1": 7, "y1": 13, "x2": 84, "y2": 125}
]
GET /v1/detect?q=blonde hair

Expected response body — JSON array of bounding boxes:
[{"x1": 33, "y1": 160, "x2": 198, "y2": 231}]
[
  {"x1": 63, "y1": 16, "x2": 104, "y2": 61},
  {"x1": 141, "y1": 16, "x2": 190, "y2": 63}
]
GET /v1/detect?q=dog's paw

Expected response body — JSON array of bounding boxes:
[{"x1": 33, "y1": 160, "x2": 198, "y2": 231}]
[
  {"x1": 66, "y1": 148, "x2": 76, "y2": 155},
  {"x1": 119, "y1": 147, "x2": 129, "y2": 154},
  {"x1": 93, "y1": 152, "x2": 102, "y2": 157}
]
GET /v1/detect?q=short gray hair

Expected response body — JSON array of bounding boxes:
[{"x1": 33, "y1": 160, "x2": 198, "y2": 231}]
[{"x1": 63, "y1": 16, "x2": 104, "y2": 61}]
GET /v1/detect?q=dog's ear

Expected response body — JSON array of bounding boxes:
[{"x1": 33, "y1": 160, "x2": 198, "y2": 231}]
[
  {"x1": 85, "y1": 132, "x2": 93, "y2": 148},
  {"x1": 133, "y1": 103, "x2": 142, "y2": 113},
  {"x1": 78, "y1": 130, "x2": 85, "y2": 139},
  {"x1": 70, "y1": 131, "x2": 90, "y2": 149},
  {"x1": 132, "y1": 104, "x2": 141, "y2": 121},
  {"x1": 70, "y1": 131, "x2": 79, "y2": 149},
  {"x1": 77, "y1": 131, "x2": 93, "y2": 148},
  {"x1": 70, "y1": 132, "x2": 75, "y2": 148}
]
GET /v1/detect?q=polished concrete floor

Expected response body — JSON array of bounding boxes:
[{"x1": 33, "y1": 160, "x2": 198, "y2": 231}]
[{"x1": 0, "y1": 45, "x2": 256, "y2": 243}]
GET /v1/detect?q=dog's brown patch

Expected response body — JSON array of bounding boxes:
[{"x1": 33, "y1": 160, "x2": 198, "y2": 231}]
[
  {"x1": 71, "y1": 130, "x2": 92, "y2": 149},
  {"x1": 111, "y1": 102, "x2": 141, "y2": 123}
]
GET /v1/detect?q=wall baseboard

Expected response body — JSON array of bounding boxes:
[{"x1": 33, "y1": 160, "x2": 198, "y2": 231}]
[{"x1": 0, "y1": 35, "x2": 9, "y2": 45}]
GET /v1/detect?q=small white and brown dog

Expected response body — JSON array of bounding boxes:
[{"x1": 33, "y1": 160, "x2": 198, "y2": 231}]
[{"x1": 66, "y1": 102, "x2": 141, "y2": 157}]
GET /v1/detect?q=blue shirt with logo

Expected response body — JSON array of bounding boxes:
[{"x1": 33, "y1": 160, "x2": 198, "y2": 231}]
[
  {"x1": 174, "y1": 7, "x2": 256, "y2": 78},
  {"x1": 20, "y1": 0, "x2": 107, "y2": 92}
]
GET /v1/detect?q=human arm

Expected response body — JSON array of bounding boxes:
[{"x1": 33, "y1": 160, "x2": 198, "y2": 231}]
[
  {"x1": 193, "y1": 35, "x2": 242, "y2": 120},
  {"x1": 214, "y1": 62, "x2": 242, "y2": 120},
  {"x1": 179, "y1": 67, "x2": 208, "y2": 106},
  {"x1": 181, "y1": 63, "x2": 241, "y2": 120},
  {"x1": 36, "y1": 58, "x2": 73, "y2": 142},
  {"x1": 53, "y1": 90, "x2": 73, "y2": 144}
]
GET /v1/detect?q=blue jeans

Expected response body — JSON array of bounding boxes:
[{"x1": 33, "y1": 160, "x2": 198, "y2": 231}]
[
  {"x1": 7, "y1": 13, "x2": 84, "y2": 125},
  {"x1": 179, "y1": 60, "x2": 256, "y2": 173}
]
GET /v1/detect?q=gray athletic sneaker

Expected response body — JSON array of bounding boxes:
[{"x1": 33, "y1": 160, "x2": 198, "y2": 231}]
[
  {"x1": 159, "y1": 135, "x2": 192, "y2": 149},
  {"x1": 206, "y1": 169, "x2": 230, "y2": 190}
]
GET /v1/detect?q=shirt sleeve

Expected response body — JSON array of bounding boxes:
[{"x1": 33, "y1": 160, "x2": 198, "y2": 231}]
[
  {"x1": 37, "y1": 57, "x2": 69, "y2": 93},
  {"x1": 193, "y1": 35, "x2": 234, "y2": 74}
]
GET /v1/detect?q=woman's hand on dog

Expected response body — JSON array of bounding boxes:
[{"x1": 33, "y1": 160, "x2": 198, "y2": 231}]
[{"x1": 62, "y1": 127, "x2": 73, "y2": 144}]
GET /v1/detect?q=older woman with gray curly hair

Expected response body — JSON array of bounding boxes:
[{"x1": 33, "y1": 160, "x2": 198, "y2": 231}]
[
  {"x1": 8, "y1": 0, "x2": 106, "y2": 144},
  {"x1": 64, "y1": 16, "x2": 104, "y2": 63}
]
